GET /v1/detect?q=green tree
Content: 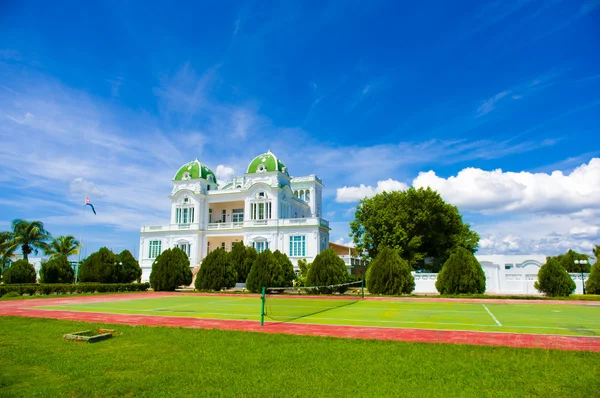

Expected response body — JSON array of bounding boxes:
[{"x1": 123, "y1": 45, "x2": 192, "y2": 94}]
[
  {"x1": 228, "y1": 242, "x2": 256, "y2": 283},
  {"x1": 435, "y1": 247, "x2": 486, "y2": 294},
  {"x1": 585, "y1": 246, "x2": 600, "y2": 294},
  {"x1": 150, "y1": 247, "x2": 192, "y2": 291},
  {"x1": 366, "y1": 247, "x2": 415, "y2": 295},
  {"x1": 0, "y1": 231, "x2": 15, "y2": 268},
  {"x1": 3, "y1": 259, "x2": 37, "y2": 284},
  {"x1": 117, "y1": 250, "x2": 142, "y2": 283},
  {"x1": 535, "y1": 257, "x2": 576, "y2": 297},
  {"x1": 306, "y1": 248, "x2": 348, "y2": 293},
  {"x1": 45, "y1": 236, "x2": 80, "y2": 259},
  {"x1": 295, "y1": 259, "x2": 311, "y2": 287},
  {"x1": 272, "y1": 250, "x2": 295, "y2": 287},
  {"x1": 78, "y1": 247, "x2": 118, "y2": 283},
  {"x1": 586, "y1": 261, "x2": 600, "y2": 294},
  {"x1": 246, "y1": 250, "x2": 276, "y2": 293},
  {"x1": 0, "y1": 219, "x2": 51, "y2": 262},
  {"x1": 195, "y1": 249, "x2": 237, "y2": 291},
  {"x1": 546, "y1": 249, "x2": 591, "y2": 273},
  {"x1": 39, "y1": 255, "x2": 75, "y2": 284},
  {"x1": 350, "y1": 188, "x2": 479, "y2": 271}
]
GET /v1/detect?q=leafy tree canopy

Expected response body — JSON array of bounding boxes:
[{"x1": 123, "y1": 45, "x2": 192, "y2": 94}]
[
  {"x1": 3, "y1": 259, "x2": 37, "y2": 284},
  {"x1": 228, "y1": 242, "x2": 256, "y2": 283},
  {"x1": 246, "y1": 250, "x2": 276, "y2": 293},
  {"x1": 78, "y1": 247, "x2": 118, "y2": 283},
  {"x1": 547, "y1": 249, "x2": 591, "y2": 273},
  {"x1": 586, "y1": 260, "x2": 600, "y2": 295},
  {"x1": 435, "y1": 247, "x2": 486, "y2": 294},
  {"x1": 350, "y1": 187, "x2": 479, "y2": 272},
  {"x1": 306, "y1": 248, "x2": 348, "y2": 293},
  {"x1": 117, "y1": 250, "x2": 142, "y2": 283},
  {"x1": 150, "y1": 247, "x2": 192, "y2": 291},
  {"x1": 46, "y1": 236, "x2": 80, "y2": 259},
  {"x1": 366, "y1": 247, "x2": 415, "y2": 295},
  {"x1": 195, "y1": 248, "x2": 237, "y2": 291},
  {"x1": 535, "y1": 257, "x2": 576, "y2": 297},
  {"x1": 0, "y1": 219, "x2": 51, "y2": 262},
  {"x1": 40, "y1": 255, "x2": 75, "y2": 284},
  {"x1": 271, "y1": 250, "x2": 295, "y2": 287}
]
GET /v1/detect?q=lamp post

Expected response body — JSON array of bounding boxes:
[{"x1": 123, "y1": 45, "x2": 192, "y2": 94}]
[{"x1": 574, "y1": 259, "x2": 588, "y2": 295}]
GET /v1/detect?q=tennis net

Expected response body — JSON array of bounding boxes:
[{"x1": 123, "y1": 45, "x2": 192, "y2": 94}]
[{"x1": 260, "y1": 280, "x2": 364, "y2": 324}]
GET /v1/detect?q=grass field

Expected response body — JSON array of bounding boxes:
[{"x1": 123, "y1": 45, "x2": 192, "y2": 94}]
[
  {"x1": 1, "y1": 316, "x2": 599, "y2": 397},
  {"x1": 38, "y1": 294, "x2": 600, "y2": 336}
]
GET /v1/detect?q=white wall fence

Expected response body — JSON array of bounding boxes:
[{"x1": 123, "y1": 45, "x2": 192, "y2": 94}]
[{"x1": 412, "y1": 269, "x2": 589, "y2": 295}]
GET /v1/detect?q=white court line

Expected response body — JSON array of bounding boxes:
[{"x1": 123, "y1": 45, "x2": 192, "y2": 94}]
[{"x1": 483, "y1": 304, "x2": 502, "y2": 326}]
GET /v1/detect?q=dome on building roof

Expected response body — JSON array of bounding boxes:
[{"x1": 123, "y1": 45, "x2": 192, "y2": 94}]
[
  {"x1": 246, "y1": 150, "x2": 288, "y2": 175},
  {"x1": 173, "y1": 159, "x2": 217, "y2": 183}
]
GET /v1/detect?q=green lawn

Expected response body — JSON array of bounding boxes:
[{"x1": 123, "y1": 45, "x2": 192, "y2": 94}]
[
  {"x1": 0, "y1": 317, "x2": 599, "y2": 397},
  {"x1": 39, "y1": 295, "x2": 600, "y2": 336}
]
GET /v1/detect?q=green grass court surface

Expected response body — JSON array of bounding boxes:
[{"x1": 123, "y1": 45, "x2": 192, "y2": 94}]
[
  {"x1": 1, "y1": 317, "x2": 599, "y2": 397},
  {"x1": 39, "y1": 295, "x2": 600, "y2": 336}
]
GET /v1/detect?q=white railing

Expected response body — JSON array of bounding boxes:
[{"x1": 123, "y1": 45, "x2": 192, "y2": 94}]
[{"x1": 142, "y1": 218, "x2": 329, "y2": 232}]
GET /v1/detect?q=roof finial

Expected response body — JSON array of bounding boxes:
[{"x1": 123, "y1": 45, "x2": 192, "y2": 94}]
[{"x1": 267, "y1": 149, "x2": 271, "y2": 153}]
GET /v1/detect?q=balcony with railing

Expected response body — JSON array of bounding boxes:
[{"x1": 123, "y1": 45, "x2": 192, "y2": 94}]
[{"x1": 142, "y1": 218, "x2": 330, "y2": 233}]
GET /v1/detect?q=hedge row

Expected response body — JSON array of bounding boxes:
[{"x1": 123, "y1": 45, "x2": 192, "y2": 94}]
[{"x1": 0, "y1": 283, "x2": 150, "y2": 297}]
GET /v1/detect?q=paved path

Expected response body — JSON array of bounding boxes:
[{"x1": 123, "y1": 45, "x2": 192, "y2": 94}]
[{"x1": 1, "y1": 292, "x2": 599, "y2": 352}]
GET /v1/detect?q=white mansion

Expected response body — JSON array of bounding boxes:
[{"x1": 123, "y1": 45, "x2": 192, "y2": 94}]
[{"x1": 138, "y1": 151, "x2": 330, "y2": 282}]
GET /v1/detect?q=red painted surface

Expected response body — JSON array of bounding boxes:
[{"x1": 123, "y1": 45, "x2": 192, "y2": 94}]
[{"x1": 1, "y1": 292, "x2": 599, "y2": 352}]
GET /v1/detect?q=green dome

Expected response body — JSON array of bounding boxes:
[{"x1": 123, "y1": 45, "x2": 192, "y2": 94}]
[
  {"x1": 246, "y1": 150, "x2": 288, "y2": 175},
  {"x1": 173, "y1": 159, "x2": 217, "y2": 183}
]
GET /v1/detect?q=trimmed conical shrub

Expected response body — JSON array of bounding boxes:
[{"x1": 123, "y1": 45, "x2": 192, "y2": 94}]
[
  {"x1": 272, "y1": 250, "x2": 295, "y2": 287},
  {"x1": 585, "y1": 261, "x2": 600, "y2": 294},
  {"x1": 3, "y1": 259, "x2": 36, "y2": 284},
  {"x1": 534, "y1": 257, "x2": 576, "y2": 297},
  {"x1": 195, "y1": 248, "x2": 237, "y2": 291},
  {"x1": 366, "y1": 247, "x2": 414, "y2": 295},
  {"x1": 246, "y1": 250, "x2": 276, "y2": 293},
  {"x1": 435, "y1": 247, "x2": 486, "y2": 294},
  {"x1": 39, "y1": 255, "x2": 74, "y2": 284},
  {"x1": 306, "y1": 248, "x2": 348, "y2": 294},
  {"x1": 150, "y1": 248, "x2": 192, "y2": 291}
]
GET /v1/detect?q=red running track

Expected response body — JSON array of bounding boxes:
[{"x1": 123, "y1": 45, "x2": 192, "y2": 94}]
[{"x1": 1, "y1": 292, "x2": 599, "y2": 352}]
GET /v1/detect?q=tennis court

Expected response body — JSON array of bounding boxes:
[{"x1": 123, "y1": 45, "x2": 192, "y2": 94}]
[{"x1": 37, "y1": 294, "x2": 600, "y2": 337}]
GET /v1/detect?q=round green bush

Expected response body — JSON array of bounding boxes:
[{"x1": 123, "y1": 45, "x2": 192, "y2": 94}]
[
  {"x1": 195, "y1": 249, "x2": 237, "y2": 291},
  {"x1": 435, "y1": 247, "x2": 486, "y2": 294},
  {"x1": 306, "y1": 248, "x2": 348, "y2": 294},
  {"x1": 586, "y1": 261, "x2": 600, "y2": 294},
  {"x1": 246, "y1": 250, "x2": 276, "y2": 293},
  {"x1": 150, "y1": 248, "x2": 192, "y2": 291},
  {"x1": 228, "y1": 242, "x2": 258, "y2": 283},
  {"x1": 366, "y1": 247, "x2": 415, "y2": 295},
  {"x1": 534, "y1": 257, "x2": 576, "y2": 297},
  {"x1": 78, "y1": 247, "x2": 118, "y2": 283},
  {"x1": 271, "y1": 250, "x2": 295, "y2": 287},
  {"x1": 117, "y1": 250, "x2": 142, "y2": 283},
  {"x1": 3, "y1": 259, "x2": 37, "y2": 284},
  {"x1": 39, "y1": 255, "x2": 75, "y2": 284}
]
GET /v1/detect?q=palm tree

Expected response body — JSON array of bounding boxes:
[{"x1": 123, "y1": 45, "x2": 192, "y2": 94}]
[
  {"x1": 594, "y1": 244, "x2": 600, "y2": 263},
  {"x1": 0, "y1": 219, "x2": 51, "y2": 263},
  {"x1": 0, "y1": 231, "x2": 15, "y2": 268},
  {"x1": 46, "y1": 235, "x2": 81, "y2": 259}
]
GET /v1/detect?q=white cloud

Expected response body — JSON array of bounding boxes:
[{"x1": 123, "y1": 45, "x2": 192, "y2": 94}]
[
  {"x1": 476, "y1": 90, "x2": 511, "y2": 116},
  {"x1": 69, "y1": 178, "x2": 106, "y2": 197},
  {"x1": 336, "y1": 178, "x2": 409, "y2": 202},
  {"x1": 215, "y1": 165, "x2": 235, "y2": 185},
  {"x1": 569, "y1": 226, "x2": 600, "y2": 240},
  {"x1": 333, "y1": 237, "x2": 355, "y2": 248},
  {"x1": 413, "y1": 158, "x2": 600, "y2": 214}
]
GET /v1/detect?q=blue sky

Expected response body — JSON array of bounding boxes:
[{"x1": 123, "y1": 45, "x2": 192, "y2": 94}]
[{"x1": 1, "y1": 0, "x2": 599, "y2": 258}]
